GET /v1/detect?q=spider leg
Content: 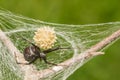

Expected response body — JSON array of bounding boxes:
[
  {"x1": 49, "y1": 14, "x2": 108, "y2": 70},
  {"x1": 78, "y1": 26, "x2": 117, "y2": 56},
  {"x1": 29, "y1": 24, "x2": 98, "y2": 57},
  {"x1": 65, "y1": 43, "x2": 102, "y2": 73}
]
[
  {"x1": 17, "y1": 57, "x2": 37, "y2": 65},
  {"x1": 27, "y1": 57, "x2": 38, "y2": 64},
  {"x1": 42, "y1": 56, "x2": 57, "y2": 66},
  {"x1": 39, "y1": 56, "x2": 42, "y2": 61},
  {"x1": 14, "y1": 52, "x2": 28, "y2": 65},
  {"x1": 20, "y1": 35, "x2": 35, "y2": 46},
  {"x1": 43, "y1": 46, "x2": 71, "y2": 54},
  {"x1": 14, "y1": 52, "x2": 38, "y2": 65}
]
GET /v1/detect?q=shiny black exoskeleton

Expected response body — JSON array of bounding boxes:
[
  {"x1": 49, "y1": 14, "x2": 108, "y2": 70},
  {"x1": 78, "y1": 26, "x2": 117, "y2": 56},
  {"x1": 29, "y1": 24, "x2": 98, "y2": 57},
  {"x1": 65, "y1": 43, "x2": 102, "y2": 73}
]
[
  {"x1": 24, "y1": 43, "x2": 62, "y2": 65},
  {"x1": 23, "y1": 44, "x2": 41, "y2": 64},
  {"x1": 17, "y1": 37, "x2": 70, "y2": 65}
]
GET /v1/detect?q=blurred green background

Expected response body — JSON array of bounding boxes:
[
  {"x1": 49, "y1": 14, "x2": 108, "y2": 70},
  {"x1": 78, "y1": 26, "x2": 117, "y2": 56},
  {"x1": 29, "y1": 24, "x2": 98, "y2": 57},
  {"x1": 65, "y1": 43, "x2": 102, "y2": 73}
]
[{"x1": 0, "y1": 0, "x2": 120, "y2": 80}]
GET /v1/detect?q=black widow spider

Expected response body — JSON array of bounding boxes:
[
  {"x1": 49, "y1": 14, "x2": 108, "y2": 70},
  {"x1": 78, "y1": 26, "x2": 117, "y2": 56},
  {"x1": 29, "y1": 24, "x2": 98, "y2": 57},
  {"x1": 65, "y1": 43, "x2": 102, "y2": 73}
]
[{"x1": 15, "y1": 37, "x2": 70, "y2": 65}]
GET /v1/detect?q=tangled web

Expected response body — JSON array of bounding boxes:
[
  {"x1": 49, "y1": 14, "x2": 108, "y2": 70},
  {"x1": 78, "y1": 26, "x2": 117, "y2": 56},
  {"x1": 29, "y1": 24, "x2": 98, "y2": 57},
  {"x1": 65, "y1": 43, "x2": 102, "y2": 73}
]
[{"x1": 0, "y1": 9, "x2": 120, "y2": 80}]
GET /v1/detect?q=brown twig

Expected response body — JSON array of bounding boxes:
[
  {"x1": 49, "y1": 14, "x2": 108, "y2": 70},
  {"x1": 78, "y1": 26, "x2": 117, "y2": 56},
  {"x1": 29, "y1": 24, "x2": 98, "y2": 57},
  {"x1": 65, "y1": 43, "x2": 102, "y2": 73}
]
[{"x1": 0, "y1": 29, "x2": 120, "y2": 80}]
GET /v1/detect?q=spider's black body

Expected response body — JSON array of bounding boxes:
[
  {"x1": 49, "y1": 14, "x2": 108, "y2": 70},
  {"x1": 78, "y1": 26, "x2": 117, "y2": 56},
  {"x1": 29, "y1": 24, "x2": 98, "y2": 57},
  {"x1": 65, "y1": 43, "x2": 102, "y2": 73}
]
[
  {"x1": 16, "y1": 37, "x2": 70, "y2": 65},
  {"x1": 23, "y1": 44, "x2": 41, "y2": 64},
  {"x1": 23, "y1": 43, "x2": 61, "y2": 65}
]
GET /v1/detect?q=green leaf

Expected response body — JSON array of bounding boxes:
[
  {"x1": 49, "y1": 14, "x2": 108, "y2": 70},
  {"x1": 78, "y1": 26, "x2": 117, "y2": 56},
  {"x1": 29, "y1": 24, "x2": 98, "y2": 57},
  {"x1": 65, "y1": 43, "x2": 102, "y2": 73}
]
[{"x1": 0, "y1": 9, "x2": 120, "y2": 80}]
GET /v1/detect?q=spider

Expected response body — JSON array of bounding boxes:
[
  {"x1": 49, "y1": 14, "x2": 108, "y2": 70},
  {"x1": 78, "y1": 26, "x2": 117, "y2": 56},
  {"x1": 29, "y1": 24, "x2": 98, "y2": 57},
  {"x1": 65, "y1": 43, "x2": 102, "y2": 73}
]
[{"x1": 15, "y1": 37, "x2": 70, "y2": 65}]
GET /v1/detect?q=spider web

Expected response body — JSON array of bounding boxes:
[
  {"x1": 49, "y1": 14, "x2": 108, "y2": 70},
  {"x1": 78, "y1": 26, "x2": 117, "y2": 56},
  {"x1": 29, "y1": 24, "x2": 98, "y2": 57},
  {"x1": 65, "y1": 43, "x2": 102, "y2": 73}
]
[{"x1": 0, "y1": 9, "x2": 120, "y2": 80}]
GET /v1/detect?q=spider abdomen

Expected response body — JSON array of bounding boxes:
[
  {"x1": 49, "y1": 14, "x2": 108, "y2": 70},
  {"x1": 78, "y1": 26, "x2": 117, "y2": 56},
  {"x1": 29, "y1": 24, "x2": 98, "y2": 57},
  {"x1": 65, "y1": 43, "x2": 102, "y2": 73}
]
[{"x1": 23, "y1": 45, "x2": 40, "y2": 62}]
